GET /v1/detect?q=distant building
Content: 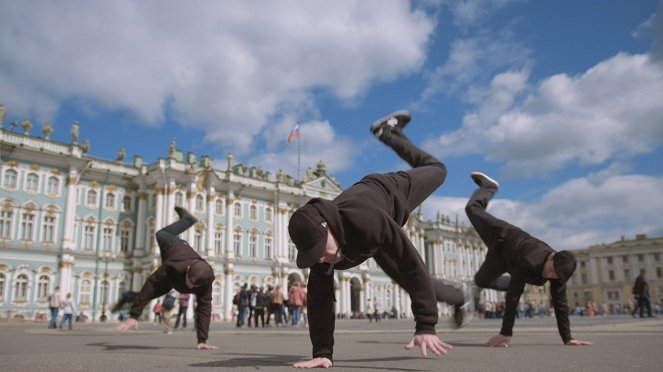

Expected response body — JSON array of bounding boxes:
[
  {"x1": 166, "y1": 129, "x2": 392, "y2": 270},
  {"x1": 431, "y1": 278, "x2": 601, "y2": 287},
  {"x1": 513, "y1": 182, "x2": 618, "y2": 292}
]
[
  {"x1": 0, "y1": 109, "x2": 492, "y2": 322},
  {"x1": 566, "y1": 234, "x2": 663, "y2": 310}
]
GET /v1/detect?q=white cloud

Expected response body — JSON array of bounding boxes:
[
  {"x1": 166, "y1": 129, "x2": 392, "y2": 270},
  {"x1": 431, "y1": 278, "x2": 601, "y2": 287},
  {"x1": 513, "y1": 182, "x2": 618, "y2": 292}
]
[
  {"x1": 0, "y1": 0, "x2": 434, "y2": 154},
  {"x1": 422, "y1": 173, "x2": 663, "y2": 250},
  {"x1": 426, "y1": 52, "x2": 663, "y2": 177}
]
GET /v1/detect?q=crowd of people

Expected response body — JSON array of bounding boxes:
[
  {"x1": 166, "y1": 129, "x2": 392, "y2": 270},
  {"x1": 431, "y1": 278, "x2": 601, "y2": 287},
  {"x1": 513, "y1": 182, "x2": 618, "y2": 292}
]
[{"x1": 233, "y1": 282, "x2": 308, "y2": 328}]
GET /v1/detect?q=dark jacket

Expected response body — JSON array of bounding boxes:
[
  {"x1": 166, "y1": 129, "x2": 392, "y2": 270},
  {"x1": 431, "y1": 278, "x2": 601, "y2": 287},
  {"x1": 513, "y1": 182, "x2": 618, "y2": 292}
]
[
  {"x1": 499, "y1": 225, "x2": 572, "y2": 343},
  {"x1": 130, "y1": 240, "x2": 213, "y2": 344},
  {"x1": 307, "y1": 173, "x2": 437, "y2": 361}
]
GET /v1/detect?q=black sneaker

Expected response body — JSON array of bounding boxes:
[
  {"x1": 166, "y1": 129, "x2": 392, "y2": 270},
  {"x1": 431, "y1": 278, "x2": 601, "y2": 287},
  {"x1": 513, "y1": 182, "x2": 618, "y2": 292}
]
[
  {"x1": 370, "y1": 110, "x2": 411, "y2": 138},
  {"x1": 470, "y1": 172, "x2": 500, "y2": 189},
  {"x1": 452, "y1": 283, "x2": 473, "y2": 329},
  {"x1": 174, "y1": 206, "x2": 198, "y2": 223}
]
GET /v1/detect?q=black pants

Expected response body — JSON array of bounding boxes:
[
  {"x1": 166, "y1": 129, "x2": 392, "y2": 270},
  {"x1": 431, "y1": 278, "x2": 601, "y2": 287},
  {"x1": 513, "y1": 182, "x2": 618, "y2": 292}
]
[
  {"x1": 174, "y1": 306, "x2": 188, "y2": 328},
  {"x1": 374, "y1": 127, "x2": 464, "y2": 305},
  {"x1": 155, "y1": 213, "x2": 196, "y2": 261},
  {"x1": 465, "y1": 184, "x2": 512, "y2": 291}
]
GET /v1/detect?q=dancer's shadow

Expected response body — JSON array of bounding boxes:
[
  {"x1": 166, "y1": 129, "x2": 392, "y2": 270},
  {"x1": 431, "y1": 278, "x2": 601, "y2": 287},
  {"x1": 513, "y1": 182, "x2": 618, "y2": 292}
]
[
  {"x1": 87, "y1": 342, "x2": 163, "y2": 351},
  {"x1": 190, "y1": 352, "x2": 426, "y2": 371}
]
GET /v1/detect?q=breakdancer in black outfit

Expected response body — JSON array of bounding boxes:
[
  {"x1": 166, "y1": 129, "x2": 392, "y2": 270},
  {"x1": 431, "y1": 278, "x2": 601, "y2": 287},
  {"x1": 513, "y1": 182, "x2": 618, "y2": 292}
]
[
  {"x1": 115, "y1": 207, "x2": 217, "y2": 350},
  {"x1": 466, "y1": 172, "x2": 593, "y2": 347},
  {"x1": 288, "y1": 111, "x2": 472, "y2": 368}
]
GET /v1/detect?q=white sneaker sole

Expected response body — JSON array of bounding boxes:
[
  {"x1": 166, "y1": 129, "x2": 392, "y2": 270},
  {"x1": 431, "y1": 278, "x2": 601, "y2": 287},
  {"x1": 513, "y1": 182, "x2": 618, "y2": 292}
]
[{"x1": 471, "y1": 172, "x2": 500, "y2": 189}]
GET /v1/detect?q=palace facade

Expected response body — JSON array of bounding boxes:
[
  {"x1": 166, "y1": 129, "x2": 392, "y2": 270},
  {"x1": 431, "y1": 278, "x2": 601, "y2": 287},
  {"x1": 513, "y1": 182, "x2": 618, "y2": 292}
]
[{"x1": 0, "y1": 110, "x2": 494, "y2": 322}]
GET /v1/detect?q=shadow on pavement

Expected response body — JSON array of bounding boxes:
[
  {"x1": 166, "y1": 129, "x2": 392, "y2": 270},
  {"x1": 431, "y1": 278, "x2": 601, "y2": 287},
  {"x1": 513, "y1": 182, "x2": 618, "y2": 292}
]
[{"x1": 87, "y1": 342, "x2": 163, "y2": 351}]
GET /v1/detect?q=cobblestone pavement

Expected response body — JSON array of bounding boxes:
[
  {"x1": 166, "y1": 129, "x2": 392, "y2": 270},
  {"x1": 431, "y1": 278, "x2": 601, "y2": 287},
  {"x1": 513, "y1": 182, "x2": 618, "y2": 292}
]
[{"x1": 1, "y1": 315, "x2": 662, "y2": 371}]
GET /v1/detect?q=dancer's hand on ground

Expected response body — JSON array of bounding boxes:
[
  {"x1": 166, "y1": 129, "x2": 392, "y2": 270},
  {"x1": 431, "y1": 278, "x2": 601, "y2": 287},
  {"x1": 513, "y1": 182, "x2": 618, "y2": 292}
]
[
  {"x1": 196, "y1": 343, "x2": 218, "y2": 350},
  {"x1": 486, "y1": 334, "x2": 510, "y2": 347},
  {"x1": 293, "y1": 357, "x2": 333, "y2": 368},
  {"x1": 404, "y1": 334, "x2": 453, "y2": 357},
  {"x1": 566, "y1": 339, "x2": 593, "y2": 346},
  {"x1": 115, "y1": 318, "x2": 138, "y2": 332}
]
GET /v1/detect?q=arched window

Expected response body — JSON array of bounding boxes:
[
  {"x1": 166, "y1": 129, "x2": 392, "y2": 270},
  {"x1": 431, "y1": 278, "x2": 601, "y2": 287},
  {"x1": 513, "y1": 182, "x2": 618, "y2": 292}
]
[
  {"x1": 175, "y1": 192, "x2": 184, "y2": 207},
  {"x1": 264, "y1": 236, "x2": 273, "y2": 259},
  {"x1": 0, "y1": 209, "x2": 13, "y2": 239},
  {"x1": 37, "y1": 275, "x2": 50, "y2": 301},
  {"x1": 42, "y1": 215, "x2": 56, "y2": 242},
  {"x1": 215, "y1": 199, "x2": 224, "y2": 215},
  {"x1": 87, "y1": 190, "x2": 98, "y2": 206},
  {"x1": 26, "y1": 173, "x2": 39, "y2": 192},
  {"x1": 79, "y1": 279, "x2": 91, "y2": 305},
  {"x1": 249, "y1": 205, "x2": 258, "y2": 221},
  {"x1": 233, "y1": 231, "x2": 242, "y2": 257},
  {"x1": 195, "y1": 195, "x2": 205, "y2": 211},
  {"x1": 234, "y1": 203, "x2": 242, "y2": 218},
  {"x1": 214, "y1": 231, "x2": 224, "y2": 256},
  {"x1": 47, "y1": 176, "x2": 60, "y2": 194},
  {"x1": 265, "y1": 207, "x2": 273, "y2": 223},
  {"x1": 122, "y1": 196, "x2": 132, "y2": 211},
  {"x1": 249, "y1": 232, "x2": 258, "y2": 258},
  {"x1": 194, "y1": 230, "x2": 203, "y2": 254},
  {"x1": 83, "y1": 224, "x2": 96, "y2": 251},
  {"x1": 105, "y1": 192, "x2": 116, "y2": 209},
  {"x1": 20, "y1": 212, "x2": 35, "y2": 241},
  {"x1": 120, "y1": 228, "x2": 131, "y2": 253},
  {"x1": 14, "y1": 274, "x2": 28, "y2": 300},
  {"x1": 3, "y1": 169, "x2": 18, "y2": 188}
]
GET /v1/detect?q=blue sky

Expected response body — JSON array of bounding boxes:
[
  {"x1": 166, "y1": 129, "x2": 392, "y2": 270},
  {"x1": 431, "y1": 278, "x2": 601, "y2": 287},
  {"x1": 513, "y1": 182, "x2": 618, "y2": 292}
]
[{"x1": 1, "y1": 0, "x2": 662, "y2": 250}]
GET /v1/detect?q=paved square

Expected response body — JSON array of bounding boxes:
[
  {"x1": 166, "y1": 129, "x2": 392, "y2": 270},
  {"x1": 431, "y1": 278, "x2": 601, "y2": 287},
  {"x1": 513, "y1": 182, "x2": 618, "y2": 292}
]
[{"x1": 1, "y1": 316, "x2": 662, "y2": 371}]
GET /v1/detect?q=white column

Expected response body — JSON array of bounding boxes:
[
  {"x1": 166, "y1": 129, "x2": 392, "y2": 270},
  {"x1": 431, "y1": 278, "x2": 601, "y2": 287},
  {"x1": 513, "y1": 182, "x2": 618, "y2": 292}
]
[
  {"x1": 134, "y1": 190, "x2": 147, "y2": 257},
  {"x1": 206, "y1": 188, "x2": 215, "y2": 257},
  {"x1": 225, "y1": 193, "x2": 235, "y2": 259},
  {"x1": 62, "y1": 171, "x2": 79, "y2": 251},
  {"x1": 224, "y1": 263, "x2": 234, "y2": 320},
  {"x1": 59, "y1": 254, "x2": 75, "y2": 294}
]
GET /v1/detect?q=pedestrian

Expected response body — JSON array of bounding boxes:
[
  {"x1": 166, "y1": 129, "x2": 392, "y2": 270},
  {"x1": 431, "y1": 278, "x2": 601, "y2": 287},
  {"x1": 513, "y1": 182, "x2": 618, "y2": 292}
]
[
  {"x1": 289, "y1": 111, "x2": 471, "y2": 368},
  {"x1": 248, "y1": 285, "x2": 257, "y2": 327},
  {"x1": 235, "y1": 283, "x2": 249, "y2": 328},
  {"x1": 466, "y1": 171, "x2": 593, "y2": 347},
  {"x1": 152, "y1": 299, "x2": 162, "y2": 324},
  {"x1": 174, "y1": 293, "x2": 190, "y2": 330},
  {"x1": 632, "y1": 269, "x2": 654, "y2": 318},
  {"x1": 288, "y1": 282, "x2": 305, "y2": 327},
  {"x1": 48, "y1": 286, "x2": 61, "y2": 329},
  {"x1": 270, "y1": 284, "x2": 286, "y2": 327},
  {"x1": 59, "y1": 292, "x2": 75, "y2": 331},
  {"x1": 161, "y1": 291, "x2": 177, "y2": 334},
  {"x1": 264, "y1": 285, "x2": 274, "y2": 327},
  {"x1": 254, "y1": 287, "x2": 267, "y2": 328},
  {"x1": 115, "y1": 207, "x2": 218, "y2": 350}
]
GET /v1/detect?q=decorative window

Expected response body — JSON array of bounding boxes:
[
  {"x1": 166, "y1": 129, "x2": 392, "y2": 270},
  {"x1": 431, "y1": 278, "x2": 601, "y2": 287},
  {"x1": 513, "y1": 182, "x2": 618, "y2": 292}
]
[
  {"x1": 122, "y1": 196, "x2": 132, "y2": 211},
  {"x1": 3, "y1": 169, "x2": 18, "y2": 188},
  {"x1": 102, "y1": 227, "x2": 113, "y2": 251},
  {"x1": 120, "y1": 229, "x2": 131, "y2": 253},
  {"x1": 87, "y1": 190, "x2": 98, "y2": 206},
  {"x1": 37, "y1": 275, "x2": 50, "y2": 301},
  {"x1": 14, "y1": 274, "x2": 28, "y2": 300},
  {"x1": 195, "y1": 195, "x2": 205, "y2": 211},
  {"x1": 47, "y1": 176, "x2": 60, "y2": 194},
  {"x1": 42, "y1": 215, "x2": 56, "y2": 242},
  {"x1": 214, "y1": 231, "x2": 223, "y2": 255},
  {"x1": 0, "y1": 273, "x2": 5, "y2": 300},
  {"x1": 175, "y1": 192, "x2": 184, "y2": 207},
  {"x1": 84, "y1": 225, "x2": 95, "y2": 251},
  {"x1": 233, "y1": 232, "x2": 242, "y2": 257},
  {"x1": 0, "y1": 210, "x2": 13, "y2": 239},
  {"x1": 265, "y1": 207, "x2": 273, "y2": 223},
  {"x1": 249, "y1": 233, "x2": 257, "y2": 258},
  {"x1": 79, "y1": 279, "x2": 91, "y2": 305},
  {"x1": 215, "y1": 199, "x2": 224, "y2": 215},
  {"x1": 288, "y1": 242, "x2": 296, "y2": 261},
  {"x1": 249, "y1": 205, "x2": 258, "y2": 221},
  {"x1": 26, "y1": 173, "x2": 39, "y2": 193},
  {"x1": 195, "y1": 230, "x2": 203, "y2": 254},
  {"x1": 105, "y1": 193, "x2": 116, "y2": 209},
  {"x1": 264, "y1": 236, "x2": 272, "y2": 259},
  {"x1": 233, "y1": 202, "x2": 242, "y2": 218},
  {"x1": 20, "y1": 212, "x2": 35, "y2": 241}
]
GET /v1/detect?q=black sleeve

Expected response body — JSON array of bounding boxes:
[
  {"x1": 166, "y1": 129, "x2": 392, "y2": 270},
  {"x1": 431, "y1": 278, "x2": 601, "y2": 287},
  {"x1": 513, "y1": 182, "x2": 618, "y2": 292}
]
[
  {"x1": 195, "y1": 284, "x2": 213, "y2": 344},
  {"x1": 500, "y1": 277, "x2": 525, "y2": 337},
  {"x1": 550, "y1": 281, "x2": 573, "y2": 344},
  {"x1": 130, "y1": 266, "x2": 172, "y2": 319},
  {"x1": 307, "y1": 263, "x2": 336, "y2": 361}
]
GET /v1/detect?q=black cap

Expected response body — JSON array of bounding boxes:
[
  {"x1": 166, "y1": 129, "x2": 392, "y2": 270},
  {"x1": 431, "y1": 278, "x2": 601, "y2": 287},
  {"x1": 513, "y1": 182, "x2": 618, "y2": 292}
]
[
  {"x1": 553, "y1": 250, "x2": 577, "y2": 282},
  {"x1": 288, "y1": 205, "x2": 328, "y2": 269},
  {"x1": 188, "y1": 259, "x2": 215, "y2": 287}
]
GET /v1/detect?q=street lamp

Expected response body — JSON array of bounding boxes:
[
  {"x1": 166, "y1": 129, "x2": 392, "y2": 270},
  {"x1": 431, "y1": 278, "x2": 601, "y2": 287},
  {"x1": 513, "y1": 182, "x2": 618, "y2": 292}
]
[{"x1": 99, "y1": 250, "x2": 115, "y2": 322}]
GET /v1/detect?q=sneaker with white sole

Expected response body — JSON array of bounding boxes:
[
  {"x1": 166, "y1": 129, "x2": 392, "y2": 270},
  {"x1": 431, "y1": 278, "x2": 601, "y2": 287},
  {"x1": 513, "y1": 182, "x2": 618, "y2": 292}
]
[
  {"x1": 470, "y1": 172, "x2": 500, "y2": 189},
  {"x1": 370, "y1": 110, "x2": 411, "y2": 138},
  {"x1": 452, "y1": 283, "x2": 474, "y2": 329}
]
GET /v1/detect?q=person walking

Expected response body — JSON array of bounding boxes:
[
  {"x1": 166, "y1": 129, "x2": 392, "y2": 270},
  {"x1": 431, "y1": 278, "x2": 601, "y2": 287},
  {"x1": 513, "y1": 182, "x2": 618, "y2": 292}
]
[
  {"x1": 633, "y1": 269, "x2": 654, "y2": 318},
  {"x1": 115, "y1": 207, "x2": 217, "y2": 350},
  {"x1": 59, "y1": 292, "x2": 75, "y2": 331},
  {"x1": 235, "y1": 284, "x2": 249, "y2": 328},
  {"x1": 174, "y1": 293, "x2": 191, "y2": 330},
  {"x1": 254, "y1": 287, "x2": 268, "y2": 328},
  {"x1": 465, "y1": 171, "x2": 593, "y2": 348},
  {"x1": 152, "y1": 299, "x2": 162, "y2": 324},
  {"x1": 289, "y1": 110, "x2": 472, "y2": 368},
  {"x1": 48, "y1": 286, "x2": 61, "y2": 329},
  {"x1": 288, "y1": 282, "x2": 305, "y2": 327},
  {"x1": 270, "y1": 284, "x2": 286, "y2": 327}
]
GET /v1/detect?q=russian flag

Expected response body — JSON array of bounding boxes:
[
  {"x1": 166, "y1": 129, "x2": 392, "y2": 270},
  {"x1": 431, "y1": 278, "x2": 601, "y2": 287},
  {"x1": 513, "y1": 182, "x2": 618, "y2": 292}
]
[{"x1": 287, "y1": 123, "x2": 300, "y2": 143}]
